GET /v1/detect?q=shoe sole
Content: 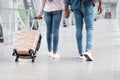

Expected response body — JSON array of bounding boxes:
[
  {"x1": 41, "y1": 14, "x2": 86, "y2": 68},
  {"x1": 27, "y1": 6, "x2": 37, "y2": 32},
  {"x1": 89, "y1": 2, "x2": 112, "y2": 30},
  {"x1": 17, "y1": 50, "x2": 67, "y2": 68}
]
[{"x1": 84, "y1": 54, "x2": 93, "y2": 61}]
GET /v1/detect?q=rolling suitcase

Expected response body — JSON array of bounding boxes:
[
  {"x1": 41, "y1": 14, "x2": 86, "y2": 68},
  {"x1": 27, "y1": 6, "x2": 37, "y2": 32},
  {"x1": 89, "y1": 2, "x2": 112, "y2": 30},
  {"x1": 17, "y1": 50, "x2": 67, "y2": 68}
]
[{"x1": 12, "y1": 19, "x2": 42, "y2": 62}]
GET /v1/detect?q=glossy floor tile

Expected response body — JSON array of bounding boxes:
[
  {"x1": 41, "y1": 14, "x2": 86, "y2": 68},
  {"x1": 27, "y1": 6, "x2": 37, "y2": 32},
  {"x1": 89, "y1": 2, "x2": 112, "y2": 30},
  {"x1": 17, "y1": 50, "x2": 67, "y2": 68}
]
[{"x1": 0, "y1": 19, "x2": 120, "y2": 80}]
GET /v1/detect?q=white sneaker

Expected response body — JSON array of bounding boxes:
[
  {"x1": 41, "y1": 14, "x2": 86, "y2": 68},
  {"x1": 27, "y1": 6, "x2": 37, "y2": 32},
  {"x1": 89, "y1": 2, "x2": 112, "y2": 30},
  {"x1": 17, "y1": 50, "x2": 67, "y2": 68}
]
[
  {"x1": 78, "y1": 55, "x2": 86, "y2": 61},
  {"x1": 84, "y1": 52, "x2": 93, "y2": 61},
  {"x1": 52, "y1": 53, "x2": 60, "y2": 59},
  {"x1": 48, "y1": 52, "x2": 54, "y2": 57}
]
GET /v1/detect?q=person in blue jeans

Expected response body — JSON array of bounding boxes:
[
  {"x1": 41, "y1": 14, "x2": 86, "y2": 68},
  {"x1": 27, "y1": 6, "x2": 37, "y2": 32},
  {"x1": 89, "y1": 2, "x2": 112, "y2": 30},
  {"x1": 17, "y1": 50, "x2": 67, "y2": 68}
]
[
  {"x1": 36, "y1": 0, "x2": 64, "y2": 58},
  {"x1": 65, "y1": 0, "x2": 102, "y2": 61}
]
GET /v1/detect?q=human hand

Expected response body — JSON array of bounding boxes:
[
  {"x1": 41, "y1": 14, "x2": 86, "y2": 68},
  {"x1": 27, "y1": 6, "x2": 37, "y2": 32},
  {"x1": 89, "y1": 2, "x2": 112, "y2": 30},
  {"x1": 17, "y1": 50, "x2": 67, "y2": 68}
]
[
  {"x1": 35, "y1": 15, "x2": 42, "y2": 19},
  {"x1": 65, "y1": 10, "x2": 70, "y2": 18},
  {"x1": 98, "y1": 4, "x2": 102, "y2": 14},
  {"x1": 65, "y1": 5, "x2": 70, "y2": 18}
]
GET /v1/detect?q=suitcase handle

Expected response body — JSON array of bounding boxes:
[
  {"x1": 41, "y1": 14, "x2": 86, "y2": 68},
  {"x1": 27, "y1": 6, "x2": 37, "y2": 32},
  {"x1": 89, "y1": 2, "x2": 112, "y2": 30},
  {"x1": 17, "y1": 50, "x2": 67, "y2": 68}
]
[
  {"x1": 31, "y1": 17, "x2": 42, "y2": 30},
  {"x1": 34, "y1": 17, "x2": 42, "y2": 19},
  {"x1": 31, "y1": 17, "x2": 46, "y2": 36}
]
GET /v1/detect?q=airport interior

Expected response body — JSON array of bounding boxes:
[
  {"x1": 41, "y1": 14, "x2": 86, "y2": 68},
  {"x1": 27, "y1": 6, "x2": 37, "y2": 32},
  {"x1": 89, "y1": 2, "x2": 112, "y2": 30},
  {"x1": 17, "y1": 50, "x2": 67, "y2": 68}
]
[{"x1": 0, "y1": 0, "x2": 120, "y2": 80}]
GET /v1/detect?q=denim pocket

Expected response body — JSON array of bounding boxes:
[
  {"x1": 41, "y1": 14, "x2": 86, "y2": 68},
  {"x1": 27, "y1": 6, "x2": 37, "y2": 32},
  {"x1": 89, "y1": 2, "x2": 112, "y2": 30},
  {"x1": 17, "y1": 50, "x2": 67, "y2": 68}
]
[{"x1": 83, "y1": 3, "x2": 94, "y2": 14}]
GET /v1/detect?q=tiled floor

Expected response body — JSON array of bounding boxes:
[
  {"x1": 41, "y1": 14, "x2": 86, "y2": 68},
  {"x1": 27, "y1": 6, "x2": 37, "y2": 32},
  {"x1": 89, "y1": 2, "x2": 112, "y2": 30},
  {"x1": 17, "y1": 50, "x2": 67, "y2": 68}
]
[{"x1": 0, "y1": 19, "x2": 120, "y2": 80}]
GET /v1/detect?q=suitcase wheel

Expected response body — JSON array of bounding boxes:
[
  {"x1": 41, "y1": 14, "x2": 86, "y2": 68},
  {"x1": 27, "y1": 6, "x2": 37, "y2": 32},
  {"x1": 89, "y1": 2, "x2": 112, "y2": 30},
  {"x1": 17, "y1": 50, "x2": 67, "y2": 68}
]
[
  {"x1": 13, "y1": 49, "x2": 17, "y2": 56},
  {"x1": 15, "y1": 57, "x2": 19, "y2": 62},
  {"x1": 32, "y1": 59, "x2": 35, "y2": 62},
  {"x1": 12, "y1": 52, "x2": 15, "y2": 56}
]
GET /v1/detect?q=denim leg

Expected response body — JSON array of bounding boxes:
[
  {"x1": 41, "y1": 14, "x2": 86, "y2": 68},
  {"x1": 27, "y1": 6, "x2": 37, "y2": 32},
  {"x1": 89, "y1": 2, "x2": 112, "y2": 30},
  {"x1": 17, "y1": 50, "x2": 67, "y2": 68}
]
[
  {"x1": 73, "y1": 10, "x2": 83, "y2": 55},
  {"x1": 44, "y1": 12, "x2": 52, "y2": 52},
  {"x1": 84, "y1": 5, "x2": 94, "y2": 51},
  {"x1": 52, "y1": 10, "x2": 62, "y2": 53}
]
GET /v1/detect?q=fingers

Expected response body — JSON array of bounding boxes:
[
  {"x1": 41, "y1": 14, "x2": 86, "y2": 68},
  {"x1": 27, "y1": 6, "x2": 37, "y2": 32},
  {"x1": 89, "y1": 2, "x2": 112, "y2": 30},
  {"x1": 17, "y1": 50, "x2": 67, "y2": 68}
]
[
  {"x1": 99, "y1": 9, "x2": 102, "y2": 14},
  {"x1": 65, "y1": 11, "x2": 70, "y2": 18},
  {"x1": 65, "y1": 5, "x2": 70, "y2": 18},
  {"x1": 98, "y1": 6, "x2": 102, "y2": 14},
  {"x1": 98, "y1": 9, "x2": 102, "y2": 14},
  {"x1": 35, "y1": 15, "x2": 42, "y2": 19}
]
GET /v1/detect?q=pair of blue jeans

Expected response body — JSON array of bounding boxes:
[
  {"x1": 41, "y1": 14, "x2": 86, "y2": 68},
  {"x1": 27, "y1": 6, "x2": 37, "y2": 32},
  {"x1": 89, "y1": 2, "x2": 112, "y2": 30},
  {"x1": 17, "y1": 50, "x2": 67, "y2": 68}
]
[
  {"x1": 44, "y1": 10, "x2": 62, "y2": 53},
  {"x1": 73, "y1": 1, "x2": 94, "y2": 56}
]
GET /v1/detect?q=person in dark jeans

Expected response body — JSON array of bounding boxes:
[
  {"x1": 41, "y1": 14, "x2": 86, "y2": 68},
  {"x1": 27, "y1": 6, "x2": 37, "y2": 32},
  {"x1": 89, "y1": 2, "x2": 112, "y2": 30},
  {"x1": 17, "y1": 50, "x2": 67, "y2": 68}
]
[{"x1": 65, "y1": 0, "x2": 102, "y2": 61}]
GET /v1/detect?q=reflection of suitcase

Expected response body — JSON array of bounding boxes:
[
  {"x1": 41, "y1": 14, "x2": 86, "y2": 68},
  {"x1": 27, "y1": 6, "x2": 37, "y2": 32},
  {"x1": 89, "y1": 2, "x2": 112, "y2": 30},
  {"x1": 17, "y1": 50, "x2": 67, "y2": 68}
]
[{"x1": 12, "y1": 29, "x2": 42, "y2": 62}]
